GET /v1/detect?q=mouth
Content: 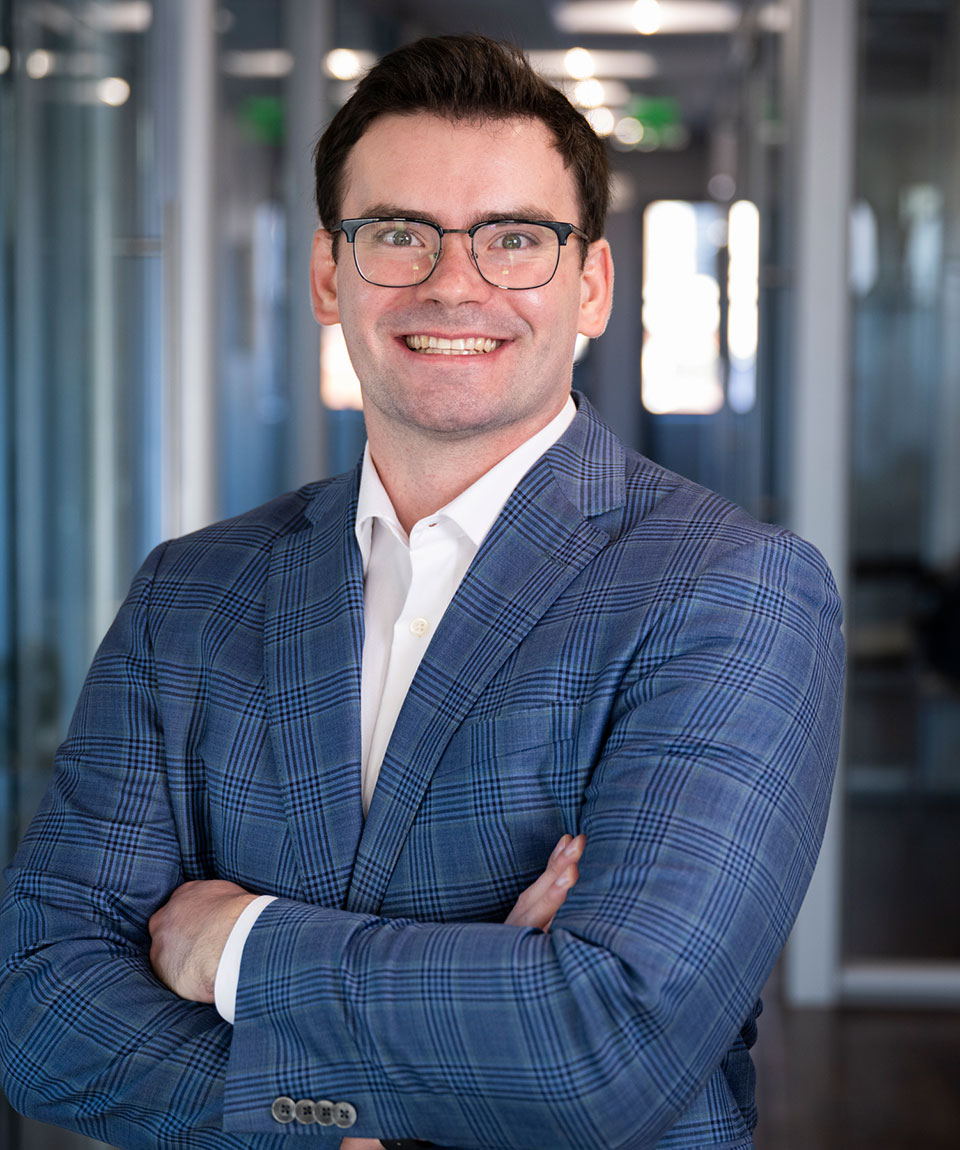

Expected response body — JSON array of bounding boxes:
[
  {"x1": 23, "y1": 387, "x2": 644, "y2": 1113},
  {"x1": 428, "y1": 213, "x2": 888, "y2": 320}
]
[{"x1": 404, "y1": 334, "x2": 503, "y2": 356}]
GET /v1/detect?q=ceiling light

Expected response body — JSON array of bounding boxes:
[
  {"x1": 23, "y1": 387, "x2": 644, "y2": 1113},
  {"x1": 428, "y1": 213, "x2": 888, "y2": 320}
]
[
  {"x1": 325, "y1": 48, "x2": 374, "y2": 81},
  {"x1": 26, "y1": 49, "x2": 54, "y2": 79},
  {"x1": 614, "y1": 116, "x2": 645, "y2": 146},
  {"x1": 96, "y1": 76, "x2": 130, "y2": 105},
  {"x1": 632, "y1": 0, "x2": 662, "y2": 35},
  {"x1": 555, "y1": 2, "x2": 742, "y2": 36},
  {"x1": 564, "y1": 46, "x2": 594, "y2": 79},
  {"x1": 221, "y1": 50, "x2": 294, "y2": 79},
  {"x1": 0, "y1": 47, "x2": 10, "y2": 75},
  {"x1": 83, "y1": 2, "x2": 152, "y2": 33},
  {"x1": 529, "y1": 49, "x2": 656, "y2": 81},
  {"x1": 573, "y1": 78, "x2": 606, "y2": 109},
  {"x1": 586, "y1": 107, "x2": 616, "y2": 137}
]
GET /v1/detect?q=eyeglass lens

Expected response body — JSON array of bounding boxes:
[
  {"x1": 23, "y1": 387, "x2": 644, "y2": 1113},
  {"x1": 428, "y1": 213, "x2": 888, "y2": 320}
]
[{"x1": 352, "y1": 220, "x2": 563, "y2": 289}]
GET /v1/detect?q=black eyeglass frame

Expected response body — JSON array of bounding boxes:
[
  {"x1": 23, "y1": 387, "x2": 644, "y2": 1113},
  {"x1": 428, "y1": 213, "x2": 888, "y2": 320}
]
[{"x1": 332, "y1": 217, "x2": 591, "y2": 290}]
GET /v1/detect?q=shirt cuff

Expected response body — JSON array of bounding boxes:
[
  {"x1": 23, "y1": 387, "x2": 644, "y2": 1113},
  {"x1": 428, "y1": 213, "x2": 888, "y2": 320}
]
[{"x1": 214, "y1": 894, "x2": 276, "y2": 1024}]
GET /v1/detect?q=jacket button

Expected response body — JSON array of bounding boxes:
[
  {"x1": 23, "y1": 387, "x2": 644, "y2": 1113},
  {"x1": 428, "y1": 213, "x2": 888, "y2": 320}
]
[
  {"x1": 270, "y1": 1096, "x2": 296, "y2": 1124},
  {"x1": 294, "y1": 1099, "x2": 317, "y2": 1124},
  {"x1": 332, "y1": 1101, "x2": 358, "y2": 1128},
  {"x1": 316, "y1": 1099, "x2": 335, "y2": 1126}
]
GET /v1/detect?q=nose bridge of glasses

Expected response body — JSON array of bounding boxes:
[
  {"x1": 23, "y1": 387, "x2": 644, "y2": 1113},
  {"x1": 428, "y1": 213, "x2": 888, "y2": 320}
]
[{"x1": 436, "y1": 226, "x2": 479, "y2": 268}]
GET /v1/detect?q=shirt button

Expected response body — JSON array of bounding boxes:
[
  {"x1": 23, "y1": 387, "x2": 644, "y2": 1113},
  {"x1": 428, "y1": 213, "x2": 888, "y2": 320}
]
[{"x1": 409, "y1": 617, "x2": 430, "y2": 637}]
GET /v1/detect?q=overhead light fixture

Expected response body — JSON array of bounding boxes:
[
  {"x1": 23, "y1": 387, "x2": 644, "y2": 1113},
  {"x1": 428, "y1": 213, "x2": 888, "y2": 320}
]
[
  {"x1": 96, "y1": 76, "x2": 130, "y2": 106},
  {"x1": 324, "y1": 48, "x2": 375, "y2": 81},
  {"x1": 614, "y1": 116, "x2": 645, "y2": 146},
  {"x1": 586, "y1": 107, "x2": 616, "y2": 137},
  {"x1": 221, "y1": 50, "x2": 294, "y2": 79},
  {"x1": 564, "y1": 46, "x2": 595, "y2": 79},
  {"x1": 529, "y1": 49, "x2": 656, "y2": 81},
  {"x1": 573, "y1": 78, "x2": 606, "y2": 109},
  {"x1": 25, "y1": 49, "x2": 55, "y2": 79},
  {"x1": 576, "y1": 78, "x2": 631, "y2": 108},
  {"x1": 0, "y1": 47, "x2": 10, "y2": 75},
  {"x1": 632, "y1": 0, "x2": 662, "y2": 35},
  {"x1": 83, "y1": 2, "x2": 152, "y2": 33},
  {"x1": 555, "y1": 1, "x2": 742, "y2": 36}
]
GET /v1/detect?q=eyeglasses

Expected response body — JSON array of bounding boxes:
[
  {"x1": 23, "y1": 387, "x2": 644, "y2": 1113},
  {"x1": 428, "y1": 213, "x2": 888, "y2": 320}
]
[{"x1": 333, "y1": 217, "x2": 589, "y2": 290}]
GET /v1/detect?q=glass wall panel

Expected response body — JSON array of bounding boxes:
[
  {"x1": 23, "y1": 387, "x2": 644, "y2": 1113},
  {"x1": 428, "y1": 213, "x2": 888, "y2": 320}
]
[
  {"x1": 843, "y1": 0, "x2": 960, "y2": 963},
  {"x1": 4, "y1": 0, "x2": 161, "y2": 842},
  {"x1": 1, "y1": 1, "x2": 163, "y2": 1144},
  {"x1": 0, "y1": 1, "x2": 334, "y2": 1145}
]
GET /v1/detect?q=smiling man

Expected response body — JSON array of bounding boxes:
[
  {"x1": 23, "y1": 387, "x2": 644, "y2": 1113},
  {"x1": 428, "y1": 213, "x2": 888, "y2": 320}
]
[{"x1": 0, "y1": 35, "x2": 844, "y2": 1150}]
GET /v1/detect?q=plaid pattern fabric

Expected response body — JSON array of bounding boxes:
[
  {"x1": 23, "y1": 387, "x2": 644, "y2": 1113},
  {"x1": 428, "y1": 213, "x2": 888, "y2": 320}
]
[{"x1": 0, "y1": 396, "x2": 844, "y2": 1149}]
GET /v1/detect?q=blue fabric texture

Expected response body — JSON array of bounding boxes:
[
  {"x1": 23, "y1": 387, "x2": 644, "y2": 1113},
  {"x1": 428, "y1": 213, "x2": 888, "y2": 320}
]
[{"x1": 0, "y1": 396, "x2": 844, "y2": 1149}]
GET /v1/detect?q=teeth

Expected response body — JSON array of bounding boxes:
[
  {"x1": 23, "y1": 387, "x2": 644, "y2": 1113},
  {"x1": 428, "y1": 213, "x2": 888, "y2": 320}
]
[{"x1": 405, "y1": 335, "x2": 502, "y2": 355}]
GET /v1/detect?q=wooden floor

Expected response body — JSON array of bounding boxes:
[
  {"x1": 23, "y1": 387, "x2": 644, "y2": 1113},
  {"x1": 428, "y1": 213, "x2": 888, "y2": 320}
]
[{"x1": 753, "y1": 965, "x2": 960, "y2": 1149}]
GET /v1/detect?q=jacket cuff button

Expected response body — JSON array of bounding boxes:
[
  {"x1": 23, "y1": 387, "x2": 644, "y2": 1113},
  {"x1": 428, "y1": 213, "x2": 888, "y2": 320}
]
[
  {"x1": 316, "y1": 1099, "x2": 335, "y2": 1126},
  {"x1": 294, "y1": 1099, "x2": 317, "y2": 1124},
  {"x1": 270, "y1": 1096, "x2": 296, "y2": 1124},
  {"x1": 332, "y1": 1101, "x2": 358, "y2": 1128}
]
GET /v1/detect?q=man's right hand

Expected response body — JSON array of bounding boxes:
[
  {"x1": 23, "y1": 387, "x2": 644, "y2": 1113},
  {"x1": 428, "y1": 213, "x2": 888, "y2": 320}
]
[{"x1": 339, "y1": 834, "x2": 585, "y2": 1150}]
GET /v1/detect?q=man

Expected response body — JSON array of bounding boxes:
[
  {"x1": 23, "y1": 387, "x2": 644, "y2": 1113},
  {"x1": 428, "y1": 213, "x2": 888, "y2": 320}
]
[{"x1": 0, "y1": 34, "x2": 844, "y2": 1150}]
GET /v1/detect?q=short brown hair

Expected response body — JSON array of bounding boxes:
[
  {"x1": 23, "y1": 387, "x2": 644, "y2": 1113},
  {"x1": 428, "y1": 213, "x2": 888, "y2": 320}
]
[{"x1": 313, "y1": 34, "x2": 610, "y2": 243}]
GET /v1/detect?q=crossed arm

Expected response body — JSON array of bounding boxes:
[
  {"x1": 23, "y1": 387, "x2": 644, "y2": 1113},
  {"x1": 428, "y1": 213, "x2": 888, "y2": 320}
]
[
  {"x1": 147, "y1": 833, "x2": 585, "y2": 1004},
  {"x1": 148, "y1": 834, "x2": 585, "y2": 1150}
]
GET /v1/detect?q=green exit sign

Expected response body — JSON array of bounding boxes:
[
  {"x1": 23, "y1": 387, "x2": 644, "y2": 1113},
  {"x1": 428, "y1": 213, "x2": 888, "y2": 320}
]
[{"x1": 627, "y1": 95, "x2": 682, "y2": 130}]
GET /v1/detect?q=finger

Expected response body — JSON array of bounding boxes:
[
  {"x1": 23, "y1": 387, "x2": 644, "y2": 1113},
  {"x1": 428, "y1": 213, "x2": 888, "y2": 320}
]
[
  {"x1": 505, "y1": 834, "x2": 585, "y2": 929},
  {"x1": 506, "y1": 859, "x2": 577, "y2": 931}
]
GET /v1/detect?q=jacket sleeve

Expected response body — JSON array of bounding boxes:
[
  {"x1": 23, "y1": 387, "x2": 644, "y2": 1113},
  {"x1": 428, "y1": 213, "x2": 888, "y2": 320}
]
[
  {"x1": 0, "y1": 544, "x2": 269, "y2": 1149},
  {"x1": 222, "y1": 531, "x2": 845, "y2": 1150}
]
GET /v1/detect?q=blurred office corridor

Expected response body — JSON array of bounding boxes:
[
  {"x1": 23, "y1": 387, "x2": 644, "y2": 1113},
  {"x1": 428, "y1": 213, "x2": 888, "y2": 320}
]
[{"x1": 1, "y1": 1, "x2": 959, "y2": 1148}]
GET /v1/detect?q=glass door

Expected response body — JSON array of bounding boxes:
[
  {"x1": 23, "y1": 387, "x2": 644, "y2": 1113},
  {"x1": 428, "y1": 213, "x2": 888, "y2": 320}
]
[{"x1": 842, "y1": 0, "x2": 960, "y2": 1001}]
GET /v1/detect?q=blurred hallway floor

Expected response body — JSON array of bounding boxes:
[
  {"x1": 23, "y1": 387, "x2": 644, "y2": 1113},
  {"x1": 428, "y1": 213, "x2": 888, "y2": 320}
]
[{"x1": 753, "y1": 963, "x2": 960, "y2": 1149}]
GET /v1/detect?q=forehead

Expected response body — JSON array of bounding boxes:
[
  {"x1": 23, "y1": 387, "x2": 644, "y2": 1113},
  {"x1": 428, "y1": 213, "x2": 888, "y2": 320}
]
[{"x1": 341, "y1": 112, "x2": 580, "y2": 222}]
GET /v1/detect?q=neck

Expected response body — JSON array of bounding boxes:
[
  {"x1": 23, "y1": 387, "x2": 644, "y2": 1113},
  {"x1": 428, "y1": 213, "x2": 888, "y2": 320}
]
[{"x1": 364, "y1": 408, "x2": 564, "y2": 534}]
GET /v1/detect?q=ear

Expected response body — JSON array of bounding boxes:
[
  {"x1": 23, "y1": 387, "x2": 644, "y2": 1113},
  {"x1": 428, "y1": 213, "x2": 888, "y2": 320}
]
[
  {"x1": 310, "y1": 228, "x2": 341, "y2": 325},
  {"x1": 577, "y1": 238, "x2": 614, "y2": 338}
]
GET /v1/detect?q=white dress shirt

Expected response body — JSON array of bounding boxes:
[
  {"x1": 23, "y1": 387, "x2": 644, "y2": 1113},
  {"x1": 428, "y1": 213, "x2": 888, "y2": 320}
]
[{"x1": 214, "y1": 397, "x2": 576, "y2": 1023}]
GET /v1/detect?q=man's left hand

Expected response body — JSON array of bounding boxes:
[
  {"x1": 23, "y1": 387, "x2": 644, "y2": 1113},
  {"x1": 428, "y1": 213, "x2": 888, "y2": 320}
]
[{"x1": 148, "y1": 880, "x2": 257, "y2": 1003}]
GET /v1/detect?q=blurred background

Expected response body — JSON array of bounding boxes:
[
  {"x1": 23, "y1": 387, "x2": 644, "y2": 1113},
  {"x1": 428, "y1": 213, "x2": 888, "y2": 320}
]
[{"x1": 1, "y1": 1, "x2": 958, "y2": 1147}]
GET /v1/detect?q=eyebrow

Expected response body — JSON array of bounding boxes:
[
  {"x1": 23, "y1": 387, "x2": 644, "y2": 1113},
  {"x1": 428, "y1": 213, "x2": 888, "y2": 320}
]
[{"x1": 358, "y1": 203, "x2": 562, "y2": 226}]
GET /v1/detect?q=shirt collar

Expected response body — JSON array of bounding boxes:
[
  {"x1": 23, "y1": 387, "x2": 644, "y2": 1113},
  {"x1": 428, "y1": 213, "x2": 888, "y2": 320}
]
[{"x1": 355, "y1": 395, "x2": 576, "y2": 567}]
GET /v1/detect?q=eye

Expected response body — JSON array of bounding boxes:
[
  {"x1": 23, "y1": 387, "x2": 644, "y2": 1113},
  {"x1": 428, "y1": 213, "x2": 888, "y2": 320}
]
[
  {"x1": 489, "y1": 228, "x2": 538, "y2": 251},
  {"x1": 479, "y1": 222, "x2": 548, "y2": 256},
  {"x1": 370, "y1": 223, "x2": 428, "y2": 248}
]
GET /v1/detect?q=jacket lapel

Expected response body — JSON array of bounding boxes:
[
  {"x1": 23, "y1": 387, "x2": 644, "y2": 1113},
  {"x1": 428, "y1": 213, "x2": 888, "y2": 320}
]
[
  {"x1": 264, "y1": 468, "x2": 365, "y2": 908},
  {"x1": 347, "y1": 400, "x2": 626, "y2": 914}
]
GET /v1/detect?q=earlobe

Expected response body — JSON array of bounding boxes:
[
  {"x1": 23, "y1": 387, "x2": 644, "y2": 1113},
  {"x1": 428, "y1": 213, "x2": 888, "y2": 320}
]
[
  {"x1": 578, "y1": 239, "x2": 614, "y2": 339},
  {"x1": 310, "y1": 228, "x2": 341, "y2": 325}
]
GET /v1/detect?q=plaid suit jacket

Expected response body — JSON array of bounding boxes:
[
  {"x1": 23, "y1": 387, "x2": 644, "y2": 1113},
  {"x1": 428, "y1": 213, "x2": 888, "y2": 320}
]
[{"x1": 0, "y1": 396, "x2": 844, "y2": 1149}]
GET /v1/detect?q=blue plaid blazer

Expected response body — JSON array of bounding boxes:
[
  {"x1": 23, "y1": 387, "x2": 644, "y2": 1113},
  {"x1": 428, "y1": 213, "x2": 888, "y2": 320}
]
[{"x1": 1, "y1": 396, "x2": 844, "y2": 1149}]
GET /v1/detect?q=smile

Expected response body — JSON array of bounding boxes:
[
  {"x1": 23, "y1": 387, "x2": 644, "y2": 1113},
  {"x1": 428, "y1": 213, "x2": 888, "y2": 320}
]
[{"x1": 405, "y1": 335, "x2": 502, "y2": 355}]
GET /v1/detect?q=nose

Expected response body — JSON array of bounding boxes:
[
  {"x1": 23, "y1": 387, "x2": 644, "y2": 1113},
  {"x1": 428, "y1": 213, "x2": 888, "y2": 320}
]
[{"x1": 415, "y1": 231, "x2": 493, "y2": 304}]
